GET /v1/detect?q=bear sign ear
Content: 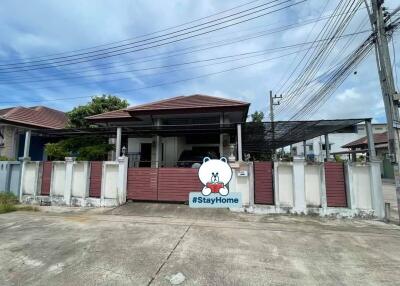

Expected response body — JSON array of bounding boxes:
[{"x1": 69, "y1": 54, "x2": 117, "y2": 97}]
[
  {"x1": 220, "y1": 157, "x2": 227, "y2": 163},
  {"x1": 203, "y1": 157, "x2": 211, "y2": 163}
]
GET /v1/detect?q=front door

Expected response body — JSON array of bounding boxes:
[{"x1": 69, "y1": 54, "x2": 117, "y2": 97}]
[{"x1": 140, "y1": 143, "x2": 152, "y2": 167}]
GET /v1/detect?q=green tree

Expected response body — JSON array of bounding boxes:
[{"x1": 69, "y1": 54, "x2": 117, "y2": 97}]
[
  {"x1": 67, "y1": 94, "x2": 128, "y2": 128},
  {"x1": 250, "y1": 111, "x2": 264, "y2": 123},
  {"x1": 45, "y1": 95, "x2": 128, "y2": 160}
]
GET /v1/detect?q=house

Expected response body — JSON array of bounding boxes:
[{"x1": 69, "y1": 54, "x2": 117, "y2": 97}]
[
  {"x1": 341, "y1": 131, "x2": 393, "y2": 178},
  {"x1": 292, "y1": 122, "x2": 387, "y2": 162},
  {"x1": 0, "y1": 106, "x2": 67, "y2": 160},
  {"x1": 86, "y1": 94, "x2": 250, "y2": 167}
]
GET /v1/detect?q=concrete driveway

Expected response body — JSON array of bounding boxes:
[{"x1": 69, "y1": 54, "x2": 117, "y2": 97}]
[{"x1": 0, "y1": 204, "x2": 399, "y2": 286}]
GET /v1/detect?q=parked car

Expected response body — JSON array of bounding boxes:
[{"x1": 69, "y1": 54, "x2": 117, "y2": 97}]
[{"x1": 177, "y1": 150, "x2": 218, "y2": 167}]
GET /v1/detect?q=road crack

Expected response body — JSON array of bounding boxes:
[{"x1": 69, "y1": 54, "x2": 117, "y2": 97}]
[{"x1": 147, "y1": 224, "x2": 191, "y2": 285}]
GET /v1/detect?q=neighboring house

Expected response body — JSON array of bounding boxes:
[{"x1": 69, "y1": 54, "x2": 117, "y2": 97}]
[
  {"x1": 86, "y1": 94, "x2": 249, "y2": 167},
  {"x1": 0, "y1": 106, "x2": 67, "y2": 160},
  {"x1": 341, "y1": 131, "x2": 393, "y2": 178},
  {"x1": 292, "y1": 123, "x2": 387, "y2": 162}
]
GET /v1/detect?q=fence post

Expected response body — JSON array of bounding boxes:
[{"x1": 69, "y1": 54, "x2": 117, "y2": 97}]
[
  {"x1": 344, "y1": 161, "x2": 356, "y2": 210},
  {"x1": 320, "y1": 163, "x2": 328, "y2": 213},
  {"x1": 117, "y1": 156, "x2": 128, "y2": 205},
  {"x1": 292, "y1": 156, "x2": 306, "y2": 213}
]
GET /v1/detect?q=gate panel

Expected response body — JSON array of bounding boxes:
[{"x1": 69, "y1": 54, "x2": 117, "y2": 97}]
[
  {"x1": 127, "y1": 168, "x2": 158, "y2": 200},
  {"x1": 41, "y1": 161, "x2": 52, "y2": 195},
  {"x1": 157, "y1": 168, "x2": 201, "y2": 202},
  {"x1": 324, "y1": 162, "x2": 347, "y2": 207},
  {"x1": 89, "y1": 161, "x2": 102, "y2": 198},
  {"x1": 254, "y1": 162, "x2": 274, "y2": 204}
]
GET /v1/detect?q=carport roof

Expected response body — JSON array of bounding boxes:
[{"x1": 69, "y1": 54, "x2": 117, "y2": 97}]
[{"x1": 30, "y1": 118, "x2": 367, "y2": 149}]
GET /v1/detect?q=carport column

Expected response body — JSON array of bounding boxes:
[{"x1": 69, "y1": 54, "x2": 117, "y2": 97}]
[
  {"x1": 117, "y1": 156, "x2": 128, "y2": 205},
  {"x1": 365, "y1": 119, "x2": 376, "y2": 160},
  {"x1": 370, "y1": 159, "x2": 384, "y2": 218},
  {"x1": 303, "y1": 140, "x2": 307, "y2": 157},
  {"x1": 23, "y1": 130, "x2": 31, "y2": 158},
  {"x1": 64, "y1": 157, "x2": 75, "y2": 206},
  {"x1": 292, "y1": 156, "x2": 306, "y2": 213},
  {"x1": 237, "y1": 123, "x2": 243, "y2": 161},
  {"x1": 155, "y1": 118, "x2": 161, "y2": 168},
  {"x1": 115, "y1": 127, "x2": 122, "y2": 160},
  {"x1": 219, "y1": 114, "x2": 224, "y2": 157},
  {"x1": 324, "y1": 134, "x2": 330, "y2": 161}
]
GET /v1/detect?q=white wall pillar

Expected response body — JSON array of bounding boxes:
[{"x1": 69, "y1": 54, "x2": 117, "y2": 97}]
[
  {"x1": 23, "y1": 130, "x2": 31, "y2": 159},
  {"x1": 115, "y1": 127, "x2": 122, "y2": 160},
  {"x1": 344, "y1": 162, "x2": 356, "y2": 210},
  {"x1": 64, "y1": 157, "x2": 74, "y2": 206},
  {"x1": 320, "y1": 163, "x2": 328, "y2": 211},
  {"x1": 292, "y1": 156, "x2": 306, "y2": 212},
  {"x1": 237, "y1": 124, "x2": 243, "y2": 162},
  {"x1": 117, "y1": 156, "x2": 128, "y2": 205},
  {"x1": 370, "y1": 159, "x2": 384, "y2": 218},
  {"x1": 273, "y1": 162, "x2": 280, "y2": 208}
]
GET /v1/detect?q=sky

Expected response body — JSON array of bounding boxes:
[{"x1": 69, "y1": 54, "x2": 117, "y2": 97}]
[{"x1": 0, "y1": 0, "x2": 399, "y2": 122}]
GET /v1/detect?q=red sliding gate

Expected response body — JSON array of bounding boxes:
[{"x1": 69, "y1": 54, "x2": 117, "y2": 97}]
[
  {"x1": 253, "y1": 161, "x2": 274, "y2": 205},
  {"x1": 89, "y1": 161, "x2": 102, "y2": 198},
  {"x1": 324, "y1": 162, "x2": 347, "y2": 207},
  {"x1": 127, "y1": 167, "x2": 202, "y2": 202},
  {"x1": 41, "y1": 161, "x2": 52, "y2": 195}
]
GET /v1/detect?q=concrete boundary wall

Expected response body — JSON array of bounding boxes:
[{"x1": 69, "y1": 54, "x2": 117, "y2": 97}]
[
  {"x1": 248, "y1": 157, "x2": 383, "y2": 219},
  {"x1": 20, "y1": 157, "x2": 128, "y2": 207}
]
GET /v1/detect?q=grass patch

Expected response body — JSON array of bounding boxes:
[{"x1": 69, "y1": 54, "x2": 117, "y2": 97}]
[
  {"x1": 0, "y1": 204, "x2": 17, "y2": 214},
  {"x1": 0, "y1": 192, "x2": 39, "y2": 214}
]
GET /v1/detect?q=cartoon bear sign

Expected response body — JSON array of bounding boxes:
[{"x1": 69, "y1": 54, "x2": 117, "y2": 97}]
[{"x1": 198, "y1": 157, "x2": 232, "y2": 196}]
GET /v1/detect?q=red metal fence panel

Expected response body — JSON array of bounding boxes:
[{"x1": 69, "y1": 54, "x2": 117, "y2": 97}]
[
  {"x1": 89, "y1": 161, "x2": 102, "y2": 198},
  {"x1": 254, "y1": 162, "x2": 274, "y2": 205},
  {"x1": 127, "y1": 168, "x2": 158, "y2": 200},
  {"x1": 41, "y1": 161, "x2": 52, "y2": 195},
  {"x1": 157, "y1": 168, "x2": 202, "y2": 202},
  {"x1": 324, "y1": 162, "x2": 347, "y2": 207}
]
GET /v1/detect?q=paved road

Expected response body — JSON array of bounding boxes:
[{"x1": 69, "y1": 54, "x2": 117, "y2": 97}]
[{"x1": 0, "y1": 204, "x2": 399, "y2": 286}]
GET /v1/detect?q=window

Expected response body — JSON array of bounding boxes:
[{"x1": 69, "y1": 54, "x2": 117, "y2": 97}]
[
  {"x1": 308, "y1": 145, "x2": 313, "y2": 151},
  {"x1": 322, "y1": 144, "x2": 332, "y2": 151}
]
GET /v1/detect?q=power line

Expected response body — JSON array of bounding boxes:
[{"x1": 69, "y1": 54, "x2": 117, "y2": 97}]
[
  {"x1": 0, "y1": 45, "x2": 323, "y2": 105},
  {"x1": 0, "y1": 31, "x2": 369, "y2": 93},
  {"x1": 0, "y1": 0, "x2": 304, "y2": 72},
  {"x1": 0, "y1": 0, "x2": 264, "y2": 63},
  {"x1": 0, "y1": 9, "x2": 361, "y2": 83}
]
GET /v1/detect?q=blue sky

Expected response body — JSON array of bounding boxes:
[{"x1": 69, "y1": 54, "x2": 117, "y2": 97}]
[{"x1": 0, "y1": 0, "x2": 398, "y2": 122}]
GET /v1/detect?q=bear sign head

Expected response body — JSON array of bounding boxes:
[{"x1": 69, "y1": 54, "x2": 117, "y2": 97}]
[{"x1": 198, "y1": 157, "x2": 232, "y2": 196}]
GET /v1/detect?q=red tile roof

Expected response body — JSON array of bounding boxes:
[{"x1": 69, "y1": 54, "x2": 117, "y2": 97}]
[
  {"x1": 87, "y1": 94, "x2": 250, "y2": 120},
  {"x1": 0, "y1": 106, "x2": 67, "y2": 129},
  {"x1": 342, "y1": 132, "x2": 388, "y2": 148}
]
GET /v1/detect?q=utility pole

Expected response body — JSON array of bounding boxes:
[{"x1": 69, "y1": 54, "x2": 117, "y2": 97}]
[
  {"x1": 367, "y1": 0, "x2": 400, "y2": 223},
  {"x1": 269, "y1": 90, "x2": 282, "y2": 158}
]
